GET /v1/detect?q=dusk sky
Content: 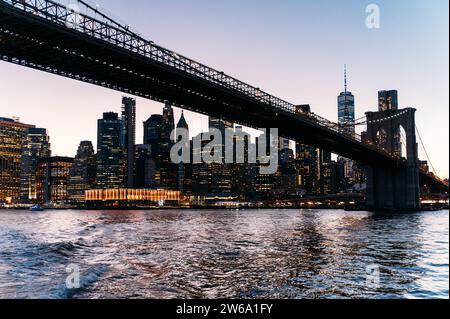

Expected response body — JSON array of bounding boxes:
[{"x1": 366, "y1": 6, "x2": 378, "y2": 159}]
[{"x1": 0, "y1": 0, "x2": 448, "y2": 178}]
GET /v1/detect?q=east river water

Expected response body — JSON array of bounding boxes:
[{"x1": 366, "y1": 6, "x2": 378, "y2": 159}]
[{"x1": 0, "y1": 209, "x2": 448, "y2": 299}]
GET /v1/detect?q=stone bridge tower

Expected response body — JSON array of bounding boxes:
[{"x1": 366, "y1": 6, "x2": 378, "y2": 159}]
[{"x1": 364, "y1": 108, "x2": 421, "y2": 211}]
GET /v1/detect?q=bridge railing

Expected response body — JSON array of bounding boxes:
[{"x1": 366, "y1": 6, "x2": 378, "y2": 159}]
[
  {"x1": 0, "y1": 0, "x2": 415, "y2": 163},
  {"x1": 3, "y1": 0, "x2": 298, "y2": 113}
]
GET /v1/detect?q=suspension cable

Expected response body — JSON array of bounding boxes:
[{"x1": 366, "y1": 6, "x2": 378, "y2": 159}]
[{"x1": 416, "y1": 126, "x2": 438, "y2": 176}]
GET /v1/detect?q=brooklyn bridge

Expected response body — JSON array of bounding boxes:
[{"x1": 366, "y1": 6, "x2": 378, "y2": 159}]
[{"x1": 0, "y1": 0, "x2": 447, "y2": 210}]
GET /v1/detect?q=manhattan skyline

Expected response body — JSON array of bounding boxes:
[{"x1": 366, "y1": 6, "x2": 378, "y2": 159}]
[{"x1": 0, "y1": 0, "x2": 448, "y2": 178}]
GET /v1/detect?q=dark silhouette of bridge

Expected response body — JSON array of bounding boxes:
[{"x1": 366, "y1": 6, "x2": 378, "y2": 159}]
[{"x1": 0, "y1": 0, "x2": 447, "y2": 210}]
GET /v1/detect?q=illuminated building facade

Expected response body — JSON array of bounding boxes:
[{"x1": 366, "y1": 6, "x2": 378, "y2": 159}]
[
  {"x1": 294, "y1": 106, "x2": 319, "y2": 195},
  {"x1": 160, "y1": 103, "x2": 177, "y2": 189},
  {"x1": 176, "y1": 112, "x2": 192, "y2": 194},
  {"x1": 337, "y1": 66, "x2": 356, "y2": 186},
  {"x1": 96, "y1": 112, "x2": 124, "y2": 189},
  {"x1": 378, "y1": 90, "x2": 401, "y2": 158},
  {"x1": 338, "y1": 66, "x2": 356, "y2": 137},
  {"x1": 191, "y1": 134, "x2": 213, "y2": 195},
  {"x1": 378, "y1": 90, "x2": 399, "y2": 112},
  {"x1": 255, "y1": 138, "x2": 276, "y2": 196},
  {"x1": 208, "y1": 116, "x2": 233, "y2": 194},
  {"x1": 0, "y1": 117, "x2": 34, "y2": 204},
  {"x1": 85, "y1": 188, "x2": 181, "y2": 206},
  {"x1": 144, "y1": 114, "x2": 163, "y2": 188},
  {"x1": 121, "y1": 97, "x2": 136, "y2": 188},
  {"x1": 20, "y1": 128, "x2": 51, "y2": 203},
  {"x1": 68, "y1": 141, "x2": 96, "y2": 203},
  {"x1": 231, "y1": 130, "x2": 256, "y2": 198},
  {"x1": 37, "y1": 156, "x2": 74, "y2": 204}
]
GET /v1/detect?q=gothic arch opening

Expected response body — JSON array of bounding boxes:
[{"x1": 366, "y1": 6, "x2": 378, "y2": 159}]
[
  {"x1": 376, "y1": 128, "x2": 388, "y2": 152},
  {"x1": 398, "y1": 124, "x2": 407, "y2": 160}
]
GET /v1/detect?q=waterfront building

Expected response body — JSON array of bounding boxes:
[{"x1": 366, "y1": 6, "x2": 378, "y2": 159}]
[
  {"x1": 67, "y1": 141, "x2": 96, "y2": 204},
  {"x1": 96, "y1": 112, "x2": 124, "y2": 189},
  {"x1": 121, "y1": 96, "x2": 136, "y2": 188},
  {"x1": 20, "y1": 127, "x2": 51, "y2": 203},
  {"x1": 85, "y1": 188, "x2": 182, "y2": 207},
  {"x1": 37, "y1": 156, "x2": 74, "y2": 204},
  {"x1": 0, "y1": 117, "x2": 35, "y2": 204},
  {"x1": 321, "y1": 160, "x2": 344, "y2": 195}
]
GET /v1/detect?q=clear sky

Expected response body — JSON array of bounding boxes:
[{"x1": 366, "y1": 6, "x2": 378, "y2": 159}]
[{"x1": 0, "y1": 0, "x2": 448, "y2": 178}]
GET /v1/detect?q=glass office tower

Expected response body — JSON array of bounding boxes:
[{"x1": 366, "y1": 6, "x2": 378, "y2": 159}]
[
  {"x1": 20, "y1": 127, "x2": 51, "y2": 203},
  {"x1": 0, "y1": 117, "x2": 35, "y2": 204},
  {"x1": 96, "y1": 112, "x2": 124, "y2": 189}
]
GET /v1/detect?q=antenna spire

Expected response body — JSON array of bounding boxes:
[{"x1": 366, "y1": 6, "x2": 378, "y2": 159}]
[{"x1": 344, "y1": 64, "x2": 348, "y2": 94}]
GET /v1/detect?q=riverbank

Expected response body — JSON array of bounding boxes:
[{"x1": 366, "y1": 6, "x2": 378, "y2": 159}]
[{"x1": 1, "y1": 203, "x2": 448, "y2": 212}]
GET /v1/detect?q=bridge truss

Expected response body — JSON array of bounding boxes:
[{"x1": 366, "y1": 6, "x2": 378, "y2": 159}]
[{"x1": 0, "y1": 0, "x2": 447, "y2": 189}]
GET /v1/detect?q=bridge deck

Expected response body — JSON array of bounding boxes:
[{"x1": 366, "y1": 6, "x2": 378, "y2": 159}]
[{"x1": 0, "y1": 0, "x2": 447, "y2": 190}]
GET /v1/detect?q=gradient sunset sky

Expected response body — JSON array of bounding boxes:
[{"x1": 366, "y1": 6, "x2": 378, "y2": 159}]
[{"x1": 0, "y1": 0, "x2": 448, "y2": 178}]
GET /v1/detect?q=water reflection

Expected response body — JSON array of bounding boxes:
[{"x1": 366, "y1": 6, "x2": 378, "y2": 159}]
[{"x1": 0, "y1": 209, "x2": 448, "y2": 299}]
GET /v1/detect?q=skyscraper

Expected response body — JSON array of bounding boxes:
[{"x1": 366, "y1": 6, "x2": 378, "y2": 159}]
[
  {"x1": 37, "y1": 156, "x2": 74, "y2": 204},
  {"x1": 144, "y1": 115, "x2": 163, "y2": 145},
  {"x1": 160, "y1": 103, "x2": 177, "y2": 189},
  {"x1": 277, "y1": 147, "x2": 297, "y2": 194},
  {"x1": 209, "y1": 116, "x2": 234, "y2": 139},
  {"x1": 20, "y1": 127, "x2": 51, "y2": 203},
  {"x1": 208, "y1": 116, "x2": 233, "y2": 194},
  {"x1": 231, "y1": 129, "x2": 256, "y2": 199},
  {"x1": 255, "y1": 133, "x2": 276, "y2": 196},
  {"x1": 176, "y1": 111, "x2": 192, "y2": 194},
  {"x1": 162, "y1": 102, "x2": 175, "y2": 143},
  {"x1": 121, "y1": 97, "x2": 136, "y2": 188},
  {"x1": 338, "y1": 65, "x2": 356, "y2": 136},
  {"x1": 176, "y1": 111, "x2": 189, "y2": 134},
  {"x1": 96, "y1": 112, "x2": 124, "y2": 189},
  {"x1": 68, "y1": 141, "x2": 96, "y2": 203},
  {"x1": 378, "y1": 90, "x2": 399, "y2": 112},
  {"x1": 134, "y1": 144, "x2": 154, "y2": 189},
  {"x1": 191, "y1": 133, "x2": 212, "y2": 195},
  {"x1": 378, "y1": 90, "x2": 401, "y2": 158},
  {"x1": 0, "y1": 117, "x2": 35, "y2": 204},
  {"x1": 318, "y1": 149, "x2": 343, "y2": 195},
  {"x1": 294, "y1": 105, "x2": 319, "y2": 195},
  {"x1": 337, "y1": 66, "x2": 356, "y2": 186},
  {"x1": 143, "y1": 114, "x2": 164, "y2": 188}
]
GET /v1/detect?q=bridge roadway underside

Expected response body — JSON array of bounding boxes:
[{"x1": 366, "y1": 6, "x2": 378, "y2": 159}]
[{"x1": 0, "y1": 5, "x2": 429, "y2": 174}]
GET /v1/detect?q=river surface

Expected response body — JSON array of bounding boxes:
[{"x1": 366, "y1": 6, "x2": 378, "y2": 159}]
[{"x1": 0, "y1": 209, "x2": 448, "y2": 299}]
